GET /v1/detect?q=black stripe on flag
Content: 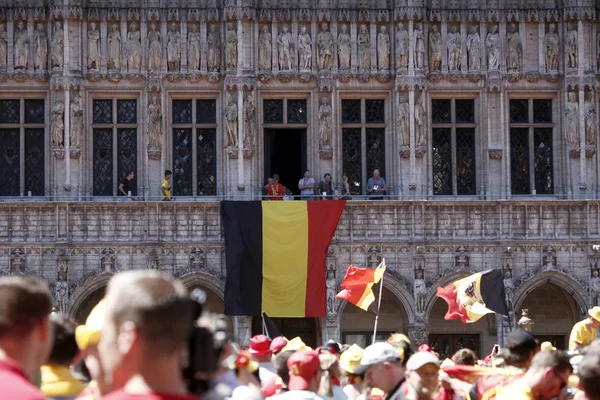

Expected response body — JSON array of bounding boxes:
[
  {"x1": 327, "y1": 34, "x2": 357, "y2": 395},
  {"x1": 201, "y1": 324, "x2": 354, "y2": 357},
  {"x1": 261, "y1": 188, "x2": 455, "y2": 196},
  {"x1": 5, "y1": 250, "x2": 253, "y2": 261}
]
[{"x1": 480, "y1": 269, "x2": 509, "y2": 316}]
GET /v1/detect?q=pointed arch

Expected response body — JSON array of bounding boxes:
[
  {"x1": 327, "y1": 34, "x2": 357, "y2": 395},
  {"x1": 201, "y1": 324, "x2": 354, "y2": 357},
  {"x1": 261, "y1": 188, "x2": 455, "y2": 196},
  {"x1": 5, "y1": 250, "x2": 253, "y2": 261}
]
[
  {"x1": 423, "y1": 270, "x2": 471, "y2": 320},
  {"x1": 513, "y1": 270, "x2": 588, "y2": 313},
  {"x1": 177, "y1": 271, "x2": 225, "y2": 300},
  {"x1": 68, "y1": 273, "x2": 113, "y2": 318}
]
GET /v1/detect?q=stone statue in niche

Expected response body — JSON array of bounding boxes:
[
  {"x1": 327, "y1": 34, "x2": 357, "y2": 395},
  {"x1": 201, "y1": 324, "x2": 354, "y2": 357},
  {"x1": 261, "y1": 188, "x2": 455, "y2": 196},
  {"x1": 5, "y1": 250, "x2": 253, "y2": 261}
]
[
  {"x1": 243, "y1": 94, "x2": 256, "y2": 150},
  {"x1": 377, "y1": 25, "x2": 390, "y2": 71},
  {"x1": 225, "y1": 93, "x2": 238, "y2": 147},
  {"x1": 398, "y1": 96, "x2": 410, "y2": 146},
  {"x1": 317, "y1": 22, "x2": 334, "y2": 70},
  {"x1": 585, "y1": 92, "x2": 597, "y2": 146},
  {"x1": 415, "y1": 93, "x2": 426, "y2": 147},
  {"x1": 429, "y1": 24, "x2": 441, "y2": 71},
  {"x1": 225, "y1": 22, "x2": 237, "y2": 70},
  {"x1": 207, "y1": 23, "x2": 221, "y2": 72},
  {"x1": 486, "y1": 24, "x2": 500, "y2": 71},
  {"x1": 167, "y1": 23, "x2": 181, "y2": 71},
  {"x1": 51, "y1": 21, "x2": 64, "y2": 70},
  {"x1": 147, "y1": 22, "x2": 161, "y2": 72},
  {"x1": 396, "y1": 22, "x2": 409, "y2": 69},
  {"x1": 108, "y1": 23, "x2": 121, "y2": 70},
  {"x1": 326, "y1": 269, "x2": 337, "y2": 315},
  {"x1": 446, "y1": 24, "x2": 461, "y2": 71},
  {"x1": 506, "y1": 23, "x2": 522, "y2": 72},
  {"x1": 148, "y1": 94, "x2": 162, "y2": 148},
  {"x1": 413, "y1": 23, "x2": 425, "y2": 69},
  {"x1": 87, "y1": 22, "x2": 100, "y2": 70},
  {"x1": 357, "y1": 24, "x2": 371, "y2": 71},
  {"x1": 503, "y1": 268, "x2": 515, "y2": 307},
  {"x1": 188, "y1": 24, "x2": 201, "y2": 71},
  {"x1": 566, "y1": 91, "x2": 579, "y2": 147},
  {"x1": 337, "y1": 24, "x2": 351, "y2": 70},
  {"x1": 258, "y1": 24, "x2": 272, "y2": 70},
  {"x1": 126, "y1": 22, "x2": 142, "y2": 71},
  {"x1": 277, "y1": 24, "x2": 293, "y2": 71},
  {"x1": 0, "y1": 23, "x2": 7, "y2": 70},
  {"x1": 466, "y1": 25, "x2": 481, "y2": 71},
  {"x1": 70, "y1": 94, "x2": 83, "y2": 148},
  {"x1": 298, "y1": 25, "x2": 312, "y2": 70},
  {"x1": 33, "y1": 23, "x2": 48, "y2": 71},
  {"x1": 55, "y1": 278, "x2": 69, "y2": 314},
  {"x1": 591, "y1": 269, "x2": 600, "y2": 306},
  {"x1": 51, "y1": 101, "x2": 65, "y2": 147},
  {"x1": 566, "y1": 23, "x2": 578, "y2": 69},
  {"x1": 319, "y1": 97, "x2": 332, "y2": 149},
  {"x1": 544, "y1": 23, "x2": 559, "y2": 72},
  {"x1": 14, "y1": 21, "x2": 29, "y2": 70},
  {"x1": 414, "y1": 267, "x2": 427, "y2": 315}
]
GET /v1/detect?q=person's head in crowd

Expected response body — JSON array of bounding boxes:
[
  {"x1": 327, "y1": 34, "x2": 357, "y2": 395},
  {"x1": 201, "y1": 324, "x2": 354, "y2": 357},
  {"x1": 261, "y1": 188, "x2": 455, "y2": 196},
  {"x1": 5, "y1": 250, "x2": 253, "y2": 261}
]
[
  {"x1": 388, "y1": 333, "x2": 413, "y2": 368},
  {"x1": 578, "y1": 346, "x2": 600, "y2": 400},
  {"x1": 249, "y1": 334, "x2": 272, "y2": 363},
  {"x1": 339, "y1": 344, "x2": 364, "y2": 376},
  {"x1": 98, "y1": 271, "x2": 192, "y2": 393},
  {"x1": 586, "y1": 307, "x2": 600, "y2": 328},
  {"x1": 230, "y1": 350, "x2": 260, "y2": 386},
  {"x1": 517, "y1": 350, "x2": 572, "y2": 400},
  {"x1": 287, "y1": 350, "x2": 322, "y2": 392},
  {"x1": 451, "y1": 348, "x2": 477, "y2": 366},
  {"x1": 0, "y1": 275, "x2": 54, "y2": 380},
  {"x1": 500, "y1": 330, "x2": 538, "y2": 369},
  {"x1": 270, "y1": 336, "x2": 288, "y2": 356},
  {"x1": 355, "y1": 342, "x2": 404, "y2": 394},
  {"x1": 540, "y1": 342, "x2": 557, "y2": 352},
  {"x1": 273, "y1": 174, "x2": 280, "y2": 183},
  {"x1": 281, "y1": 336, "x2": 311, "y2": 353},
  {"x1": 318, "y1": 352, "x2": 342, "y2": 397},
  {"x1": 405, "y1": 352, "x2": 441, "y2": 400},
  {"x1": 274, "y1": 350, "x2": 295, "y2": 389}
]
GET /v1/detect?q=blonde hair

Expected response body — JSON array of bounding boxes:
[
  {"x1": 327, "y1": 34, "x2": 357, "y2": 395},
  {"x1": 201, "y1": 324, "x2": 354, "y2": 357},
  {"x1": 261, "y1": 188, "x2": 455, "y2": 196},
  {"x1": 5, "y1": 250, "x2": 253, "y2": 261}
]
[{"x1": 318, "y1": 353, "x2": 338, "y2": 397}]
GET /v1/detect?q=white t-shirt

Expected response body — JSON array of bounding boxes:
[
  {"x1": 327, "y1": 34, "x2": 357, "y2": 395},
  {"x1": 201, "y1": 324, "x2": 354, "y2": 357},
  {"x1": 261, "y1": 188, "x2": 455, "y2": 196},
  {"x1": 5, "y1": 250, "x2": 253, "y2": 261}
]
[{"x1": 299, "y1": 177, "x2": 316, "y2": 197}]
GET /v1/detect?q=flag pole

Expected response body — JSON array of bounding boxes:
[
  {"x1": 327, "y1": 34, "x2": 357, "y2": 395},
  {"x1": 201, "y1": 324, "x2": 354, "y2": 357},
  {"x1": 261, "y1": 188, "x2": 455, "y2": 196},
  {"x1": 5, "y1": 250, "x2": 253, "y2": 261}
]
[
  {"x1": 372, "y1": 259, "x2": 385, "y2": 344},
  {"x1": 262, "y1": 314, "x2": 266, "y2": 336}
]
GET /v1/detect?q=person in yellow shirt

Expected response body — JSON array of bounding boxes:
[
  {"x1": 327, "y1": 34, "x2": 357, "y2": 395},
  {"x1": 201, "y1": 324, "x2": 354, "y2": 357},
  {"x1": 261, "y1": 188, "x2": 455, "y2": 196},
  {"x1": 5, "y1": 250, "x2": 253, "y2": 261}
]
[
  {"x1": 161, "y1": 170, "x2": 173, "y2": 201},
  {"x1": 495, "y1": 350, "x2": 572, "y2": 400},
  {"x1": 569, "y1": 306, "x2": 600, "y2": 351}
]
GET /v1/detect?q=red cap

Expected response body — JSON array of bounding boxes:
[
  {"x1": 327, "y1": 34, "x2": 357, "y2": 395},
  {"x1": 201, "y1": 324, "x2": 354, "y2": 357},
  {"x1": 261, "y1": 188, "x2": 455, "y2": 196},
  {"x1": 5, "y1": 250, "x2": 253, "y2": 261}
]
[
  {"x1": 287, "y1": 350, "x2": 321, "y2": 391},
  {"x1": 270, "y1": 336, "x2": 288, "y2": 354},
  {"x1": 249, "y1": 335, "x2": 272, "y2": 357},
  {"x1": 418, "y1": 344, "x2": 435, "y2": 354}
]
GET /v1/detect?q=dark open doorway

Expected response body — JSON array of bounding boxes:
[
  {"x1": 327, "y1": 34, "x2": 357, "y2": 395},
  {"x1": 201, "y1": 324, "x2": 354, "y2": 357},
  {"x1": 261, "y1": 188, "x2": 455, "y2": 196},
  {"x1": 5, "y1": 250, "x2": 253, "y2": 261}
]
[
  {"x1": 251, "y1": 317, "x2": 319, "y2": 348},
  {"x1": 264, "y1": 129, "x2": 307, "y2": 196}
]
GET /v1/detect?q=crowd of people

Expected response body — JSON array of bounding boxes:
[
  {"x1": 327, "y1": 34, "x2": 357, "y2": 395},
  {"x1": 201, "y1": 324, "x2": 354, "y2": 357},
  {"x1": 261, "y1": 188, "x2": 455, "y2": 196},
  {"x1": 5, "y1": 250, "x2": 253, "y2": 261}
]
[{"x1": 1, "y1": 272, "x2": 600, "y2": 400}]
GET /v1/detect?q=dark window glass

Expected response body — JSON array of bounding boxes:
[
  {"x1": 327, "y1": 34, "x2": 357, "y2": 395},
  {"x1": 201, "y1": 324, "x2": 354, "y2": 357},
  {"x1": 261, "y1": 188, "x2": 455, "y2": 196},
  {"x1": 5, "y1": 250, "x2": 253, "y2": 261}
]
[
  {"x1": 455, "y1": 100, "x2": 475, "y2": 124},
  {"x1": 93, "y1": 129, "x2": 114, "y2": 196},
  {"x1": 534, "y1": 128, "x2": 553, "y2": 194},
  {"x1": 173, "y1": 128, "x2": 193, "y2": 196},
  {"x1": 0, "y1": 100, "x2": 20, "y2": 124},
  {"x1": 366, "y1": 128, "x2": 386, "y2": 180},
  {"x1": 24, "y1": 100, "x2": 45, "y2": 124},
  {"x1": 197, "y1": 100, "x2": 217, "y2": 124},
  {"x1": 24, "y1": 129, "x2": 45, "y2": 196},
  {"x1": 365, "y1": 100, "x2": 385, "y2": 123},
  {"x1": 197, "y1": 129, "x2": 217, "y2": 196},
  {"x1": 264, "y1": 100, "x2": 283, "y2": 124},
  {"x1": 510, "y1": 128, "x2": 530, "y2": 194},
  {"x1": 456, "y1": 128, "x2": 476, "y2": 195},
  {"x1": 117, "y1": 129, "x2": 137, "y2": 195},
  {"x1": 432, "y1": 100, "x2": 451, "y2": 123},
  {"x1": 341, "y1": 100, "x2": 361, "y2": 124},
  {"x1": 432, "y1": 128, "x2": 452, "y2": 195},
  {"x1": 93, "y1": 100, "x2": 113, "y2": 124},
  {"x1": 0, "y1": 129, "x2": 21, "y2": 196},
  {"x1": 533, "y1": 100, "x2": 552, "y2": 123},
  {"x1": 287, "y1": 99, "x2": 307, "y2": 124},
  {"x1": 173, "y1": 100, "x2": 192, "y2": 124},
  {"x1": 342, "y1": 128, "x2": 362, "y2": 195},
  {"x1": 509, "y1": 99, "x2": 528, "y2": 123},
  {"x1": 117, "y1": 100, "x2": 137, "y2": 124}
]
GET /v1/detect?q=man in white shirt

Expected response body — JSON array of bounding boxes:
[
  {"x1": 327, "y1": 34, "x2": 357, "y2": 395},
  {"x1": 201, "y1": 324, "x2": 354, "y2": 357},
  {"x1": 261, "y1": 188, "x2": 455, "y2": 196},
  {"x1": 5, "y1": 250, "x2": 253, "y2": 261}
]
[{"x1": 298, "y1": 170, "x2": 316, "y2": 200}]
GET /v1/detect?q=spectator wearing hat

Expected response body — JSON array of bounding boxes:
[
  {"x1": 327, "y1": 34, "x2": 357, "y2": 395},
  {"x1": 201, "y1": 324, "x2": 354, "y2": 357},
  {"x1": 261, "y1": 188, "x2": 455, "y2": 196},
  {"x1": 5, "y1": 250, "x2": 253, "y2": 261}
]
[
  {"x1": 569, "y1": 307, "x2": 600, "y2": 351},
  {"x1": 388, "y1": 334, "x2": 413, "y2": 369},
  {"x1": 354, "y1": 342, "x2": 405, "y2": 399},
  {"x1": 318, "y1": 352, "x2": 346, "y2": 400},
  {"x1": 271, "y1": 337, "x2": 289, "y2": 356},
  {"x1": 578, "y1": 343, "x2": 600, "y2": 400},
  {"x1": 540, "y1": 342, "x2": 556, "y2": 352},
  {"x1": 263, "y1": 350, "x2": 295, "y2": 397},
  {"x1": 267, "y1": 350, "x2": 324, "y2": 399},
  {"x1": 495, "y1": 350, "x2": 572, "y2": 400},
  {"x1": 249, "y1": 334, "x2": 277, "y2": 386},
  {"x1": 404, "y1": 352, "x2": 441, "y2": 400},
  {"x1": 339, "y1": 344, "x2": 364, "y2": 400},
  {"x1": 229, "y1": 350, "x2": 263, "y2": 400},
  {"x1": 0, "y1": 276, "x2": 54, "y2": 400}
]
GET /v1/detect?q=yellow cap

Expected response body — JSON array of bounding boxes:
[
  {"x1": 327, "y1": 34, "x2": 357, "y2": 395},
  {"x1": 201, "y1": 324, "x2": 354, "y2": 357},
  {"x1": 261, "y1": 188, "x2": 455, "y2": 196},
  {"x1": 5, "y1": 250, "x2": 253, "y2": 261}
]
[
  {"x1": 339, "y1": 344, "x2": 364, "y2": 374},
  {"x1": 388, "y1": 333, "x2": 411, "y2": 346},
  {"x1": 281, "y1": 337, "x2": 311, "y2": 353},
  {"x1": 75, "y1": 300, "x2": 106, "y2": 350},
  {"x1": 589, "y1": 306, "x2": 600, "y2": 322},
  {"x1": 540, "y1": 341, "x2": 556, "y2": 352}
]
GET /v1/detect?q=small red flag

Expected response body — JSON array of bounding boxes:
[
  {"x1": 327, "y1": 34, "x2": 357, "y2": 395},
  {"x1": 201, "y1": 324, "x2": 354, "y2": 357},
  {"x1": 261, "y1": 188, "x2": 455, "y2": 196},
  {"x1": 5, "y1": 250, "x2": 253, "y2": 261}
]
[{"x1": 335, "y1": 262, "x2": 386, "y2": 312}]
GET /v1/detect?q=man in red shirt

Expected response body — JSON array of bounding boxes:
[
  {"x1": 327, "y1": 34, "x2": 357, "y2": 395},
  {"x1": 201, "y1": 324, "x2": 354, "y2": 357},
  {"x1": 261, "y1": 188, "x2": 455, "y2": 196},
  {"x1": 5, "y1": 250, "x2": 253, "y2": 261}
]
[
  {"x1": 268, "y1": 174, "x2": 285, "y2": 200},
  {"x1": 0, "y1": 275, "x2": 54, "y2": 400},
  {"x1": 98, "y1": 271, "x2": 200, "y2": 400}
]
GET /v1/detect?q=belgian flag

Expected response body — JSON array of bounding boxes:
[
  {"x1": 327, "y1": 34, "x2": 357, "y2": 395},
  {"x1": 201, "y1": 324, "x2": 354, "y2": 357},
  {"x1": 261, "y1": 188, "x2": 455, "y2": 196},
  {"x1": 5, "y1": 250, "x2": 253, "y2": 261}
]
[
  {"x1": 335, "y1": 262, "x2": 386, "y2": 313},
  {"x1": 222, "y1": 200, "x2": 346, "y2": 317}
]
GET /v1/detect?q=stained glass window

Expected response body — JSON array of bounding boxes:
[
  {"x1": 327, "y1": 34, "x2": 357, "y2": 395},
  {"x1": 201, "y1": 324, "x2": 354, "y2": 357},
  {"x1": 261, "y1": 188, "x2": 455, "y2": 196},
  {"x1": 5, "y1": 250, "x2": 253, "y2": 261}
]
[
  {"x1": 117, "y1": 100, "x2": 137, "y2": 124},
  {"x1": 533, "y1": 100, "x2": 552, "y2": 123},
  {"x1": 173, "y1": 100, "x2": 192, "y2": 124},
  {"x1": 534, "y1": 128, "x2": 553, "y2": 194},
  {"x1": 173, "y1": 128, "x2": 193, "y2": 195},
  {"x1": 117, "y1": 129, "x2": 137, "y2": 195},
  {"x1": 197, "y1": 100, "x2": 216, "y2": 124},
  {"x1": 432, "y1": 99, "x2": 451, "y2": 123},
  {"x1": 24, "y1": 100, "x2": 45, "y2": 124},
  {"x1": 455, "y1": 100, "x2": 475, "y2": 124},
  {"x1": 0, "y1": 100, "x2": 20, "y2": 124},
  {"x1": 342, "y1": 128, "x2": 362, "y2": 195},
  {"x1": 93, "y1": 100, "x2": 113, "y2": 124},
  {"x1": 0, "y1": 129, "x2": 20, "y2": 196},
  {"x1": 365, "y1": 100, "x2": 385, "y2": 123},
  {"x1": 509, "y1": 99, "x2": 528, "y2": 123},
  {"x1": 456, "y1": 128, "x2": 475, "y2": 195},
  {"x1": 432, "y1": 128, "x2": 452, "y2": 195},
  {"x1": 366, "y1": 128, "x2": 385, "y2": 178},
  {"x1": 24, "y1": 129, "x2": 45, "y2": 196},
  {"x1": 342, "y1": 100, "x2": 361, "y2": 123},
  {"x1": 93, "y1": 129, "x2": 113, "y2": 196},
  {"x1": 287, "y1": 99, "x2": 307, "y2": 124},
  {"x1": 264, "y1": 100, "x2": 283, "y2": 123},
  {"x1": 197, "y1": 129, "x2": 217, "y2": 196},
  {"x1": 510, "y1": 128, "x2": 530, "y2": 194}
]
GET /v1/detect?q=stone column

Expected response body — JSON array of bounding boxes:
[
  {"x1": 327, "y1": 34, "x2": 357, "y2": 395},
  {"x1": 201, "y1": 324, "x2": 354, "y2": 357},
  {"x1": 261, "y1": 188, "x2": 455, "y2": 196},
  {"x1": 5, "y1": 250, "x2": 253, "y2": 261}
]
[
  {"x1": 63, "y1": 20, "x2": 71, "y2": 191},
  {"x1": 538, "y1": 21, "x2": 545, "y2": 72},
  {"x1": 579, "y1": 87, "x2": 586, "y2": 191},
  {"x1": 237, "y1": 87, "x2": 244, "y2": 190},
  {"x1": 409, "y1": 89, "x2": 417, "y2": 191},
  {"x1": 441, "y1": 20, "x2": 448, "y2": 74},
  {"x1": 235, "y1": 316, "x2": 252, "y2": 346},
  {"x1": 407, "y1": 323, "x2": 429, "y2": 346}
]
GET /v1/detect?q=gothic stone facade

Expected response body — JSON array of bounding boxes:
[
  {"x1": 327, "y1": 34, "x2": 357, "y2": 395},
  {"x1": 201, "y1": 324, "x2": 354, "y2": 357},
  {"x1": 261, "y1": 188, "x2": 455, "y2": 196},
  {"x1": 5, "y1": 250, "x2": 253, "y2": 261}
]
[{"x1": 1, "y1": 0, "x2": 600, "y2": 355}]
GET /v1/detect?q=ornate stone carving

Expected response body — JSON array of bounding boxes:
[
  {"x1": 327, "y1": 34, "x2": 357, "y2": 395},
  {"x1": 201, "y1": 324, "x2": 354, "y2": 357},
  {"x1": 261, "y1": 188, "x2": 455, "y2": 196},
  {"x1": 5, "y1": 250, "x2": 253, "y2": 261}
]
[
  {"x1": 147, "y1": 249, "x2": 159, "y2": 270},
  {"x1": 225, "y1": 22, "x2": 237, "y2": 70},
  {"x1": 591, "y1": 267, "x2": 600, "y2": 306},
  {"x1": 357, "y1": 24, "x2": 370, "y2": 71},
  {"x1": 566, "y1": 23, "x2": 578, "y2": 69},
  {"x1": 297, "y1": 25, "x2": 311, "y2": 71},
  {"x1": 503, "y1": 265, "x2": 515, "y2": 311},
  {"x1": 167, "y1": 23, "x2": 181, "y2": 71},
  {"x1": 326, "y1": 268, "x2": 337, "y2": 316},
  {"x1": 148, "y1": 94, "x2": 162, "y2": 150},
  {"x1": 585, "y1": 91, "x2": 597, "y2": 146},
  {"x1": 398, "y1": 95, "x2": 410, "y2": 146},
  {"x1": 108, "y1": 23, "x2": 121, "y2": 70},
  {"x1": 189, "y1": 247, "x2": 205, "y2": 269},
  {"x1": 259, "y1": 24, "x2": 272, "y2": 70},
  {"x1": 243, "y1": 91, "x2": 256, "y2": 158},
  {"x1": 14, "y1": 21, "x2": 28, "y2": 70},
  {"x1": 87, "y1": 22, "x2": 100, "y2": 70},
  {"x1": 377, "y1": 25, "x2": 390, "y2": 71},
  {"x1": 225, "y1": 92, "x2": 238, "y2": 147},
  {"x1": 544, "y1": 23, "x2": 559, "y2": 72},
  {"x1": 466, "y1": 25, "x2": 481, "y2": 71},
  {"x1": 338, "y1": 24, "x2": 351, "y2": 71},
  {"x1": 127, "y1": 22, "x2": 142, "y2": 71},
  {"x1": 488, "y1": 149, "x2": 503, "y2": 160},
  {"x1": 147, "y1": 22, "x2": 161, "y2": 72},
  {"x1": 55, "y1": 258, "x2": 69, "y2": 314},
  {"x1": 415, "y1": 93, "x2": 426, "y2": 148},
  {"x1": 542, "y1": 245, "x2": 557, "y2": 269},
  {"x1": 429, "y1": 24, "x2": 442, "y2": 71},
  {"x1": 317, "y1": 22, "x2": 334, "y2": 70},
  {"x1": 51, "y1": 101, "x2": 65, "y2": 150},
  {"x1": 446, "y1": 24, "x2": 461, "y2": 71},
  {"x1": 207, "y1": 23, "x2": 221, "y2": 72},
  {"x1": 414, "y1": 263, "x2": 426, "y2": 315},
  {"x1": 413, "y1": 23, "x2": 425, "y2": 69},
  {"x1": 0, "y1": 23, "x2": 7, "y2": 70},
  {"x1": 277, "y1": 24, "x2": 293, "y2": 71},
  {"x1": 9, "y1": 248, "x2": 25, "y2": 274},
  {"x1": 486, "y1": 24, "x2": 500, "y2": 71},
  {"x1": 33, "y1": 23, "x2": 48, "y2": 71},
  {"x1": 506, "y1": 23, "x2": 522, "y2": 72},
  {"x1": 319, "y1": 96, "x2": 332, "y2": 152},
  {"x1": 407, "y1": 324, "x2": 429, "y2": 345},
  {"x1": 70, "y1": 94, "x2": 83, "y2": 150},
  {"x1": 566, "y1": 91, "x2": 579, "y2": 147},
  {"x1": 101, "y1": 248, "x2": 116, "y2": 273},
  {"x1": 396, "y1": 22, "x2": 409, "y2": 70},
  {"x1": 455, "y1": 245, "x2": 470, "y2": 269},
  {"x1": 188, "y1": 24, "x2": 201, "y2": 71}
]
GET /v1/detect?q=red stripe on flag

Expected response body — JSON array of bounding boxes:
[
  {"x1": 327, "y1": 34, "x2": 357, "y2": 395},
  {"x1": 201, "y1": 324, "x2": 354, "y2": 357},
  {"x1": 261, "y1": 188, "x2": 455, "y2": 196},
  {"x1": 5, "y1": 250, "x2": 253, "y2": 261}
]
[
  {"x1": 305, "y1": 200, "x2": 346, "y2": 317},
  {"x1": 436, "y1": 283, "x2": 470, "y2": 323},
  {"x1": 335, "y1": 266, "x2": 378, "y2": 306}
]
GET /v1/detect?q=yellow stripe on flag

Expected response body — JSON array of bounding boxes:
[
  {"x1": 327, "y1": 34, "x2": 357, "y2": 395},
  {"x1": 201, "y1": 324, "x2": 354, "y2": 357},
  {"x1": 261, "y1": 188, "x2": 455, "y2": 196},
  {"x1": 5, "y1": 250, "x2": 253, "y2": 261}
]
[
  {"x1": 261, "y1": 201, "x2": 309, "y2": 317},
  {"x1": 353, "y1": 267, "x2": 385, "y2": 311}
]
